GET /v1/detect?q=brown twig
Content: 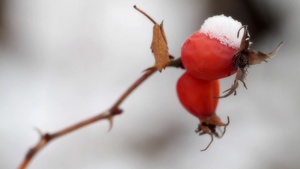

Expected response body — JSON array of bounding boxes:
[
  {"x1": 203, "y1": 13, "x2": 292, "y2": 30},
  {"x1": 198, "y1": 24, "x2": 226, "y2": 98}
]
[
  {"x1": 19, "y1": 5, "x2": 183, "y2": 168},
  {"x1": 18, "y1": 67, "x2": 157, "y2": 169},
  {"x1": 134, "y1": 5, "x2": 157, "y2": 25},
  {"x1": 18, "y1": 59, "x2": 183, "y2": 169}
]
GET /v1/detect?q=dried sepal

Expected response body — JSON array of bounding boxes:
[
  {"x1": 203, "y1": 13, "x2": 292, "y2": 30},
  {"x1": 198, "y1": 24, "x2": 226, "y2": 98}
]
[
  {"x1": 217, "y1": 67, "x2": 247, "y2": 98},
  {"x1": 219, "y1": 25, "x2": 282, "y2": 98},
  {"x1": 196, "y1": 115, "x2": 230, "y2": 151},
  {"x1": 248, "y1": 42, "x2": 283, "y2": 65},
  {"x1": 217, "y1": 81, "x2": 238, "y2": 99},
  {"x1": 232, "y1": 25, "x2": 251, "y2": 69},
  {"x1": 134, "y1": 5, "x2": 171, "y2": 71}
]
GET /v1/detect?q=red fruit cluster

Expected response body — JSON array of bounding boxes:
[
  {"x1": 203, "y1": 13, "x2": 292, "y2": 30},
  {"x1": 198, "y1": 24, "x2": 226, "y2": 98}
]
[
  {"x1": 176, "y1": 15, "x2": 281, "y2": 150},
  {"x1": 177, "y1": 30, "x2": 233, "y2": 150}
]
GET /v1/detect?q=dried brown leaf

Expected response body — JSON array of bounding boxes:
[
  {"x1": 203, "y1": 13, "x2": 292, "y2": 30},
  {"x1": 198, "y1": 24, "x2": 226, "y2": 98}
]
[
  {"x1": 151, "y1": 21, "x2": 170, "y2": 71},
  {"x1": 134, "y1": 5, "x2": 171, "y2": 71},
  {"x1": 159, "y1": 21, "x2": 168, "y2": 46}
]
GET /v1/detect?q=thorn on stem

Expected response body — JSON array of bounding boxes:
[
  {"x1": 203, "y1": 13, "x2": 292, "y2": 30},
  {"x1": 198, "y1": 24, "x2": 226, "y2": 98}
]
[
  {"x1": 107, "y1": 116, "x2": 113, "y2": 132},
  {"x1": 34, "y1": 127, "x2": 43, "y2": 138}
]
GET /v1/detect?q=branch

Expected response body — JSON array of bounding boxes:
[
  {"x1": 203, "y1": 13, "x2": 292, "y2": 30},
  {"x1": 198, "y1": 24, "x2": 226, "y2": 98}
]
[
  {"x1": 18, "y1": 68, "x2": 155, "y2": 169},
  {"x1": 18, "y1": 59, "x2": 183, "y2": 169}
]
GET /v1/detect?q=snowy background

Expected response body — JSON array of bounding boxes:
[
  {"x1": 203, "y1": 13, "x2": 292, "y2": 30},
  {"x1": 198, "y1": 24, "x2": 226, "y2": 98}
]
[{"x1": 0, "y1": 0, "x2": 299, "y2": 169}]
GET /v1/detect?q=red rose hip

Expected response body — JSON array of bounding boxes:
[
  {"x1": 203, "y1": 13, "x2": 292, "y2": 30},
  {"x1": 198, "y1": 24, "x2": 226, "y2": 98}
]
[
  {"x1": 181, "y1": 32, "x2": 238, "y2": 80},
  {"x1": 176, "y1": 71, "x2": 220, "y2": 118},
  {"x1": 181, "y1": 15, "x2": 244, "y2": 80},
  {"x1": 176, "y1": 72, "x2": 229, "y2": 150}
]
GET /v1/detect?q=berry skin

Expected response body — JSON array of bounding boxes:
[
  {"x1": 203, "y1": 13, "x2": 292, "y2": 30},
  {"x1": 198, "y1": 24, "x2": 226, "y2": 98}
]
[
  {"x1": 176, "y1": 71, "x2": 220, "y2": 118},
  {"x1": 176, "y1": 72, "x2": 229, "y2": 150},
  {"x1": 181, "y1": 31, "x2": 238, "y2": 80}
]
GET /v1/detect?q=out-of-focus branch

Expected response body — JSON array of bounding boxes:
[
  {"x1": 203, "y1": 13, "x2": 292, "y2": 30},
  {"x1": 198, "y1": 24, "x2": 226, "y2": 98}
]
[
  {"x1": 18, "y1": 109, "x2": 116, "y2": 169},
  {"x1": 18, "y1": 58, "x2": 183, "y2": 169},
  {"x1": 18, "y1": 68, "x2": 156, "y2": 169}
]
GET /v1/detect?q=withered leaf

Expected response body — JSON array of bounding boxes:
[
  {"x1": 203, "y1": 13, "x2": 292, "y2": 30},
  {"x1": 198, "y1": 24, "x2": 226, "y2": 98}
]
[
  {"x1": 134, "y1": 5, "x2": 171, "y2": 71},
  {"x1": 151, "y1": 21, "x2": 170, "y2": 71}
]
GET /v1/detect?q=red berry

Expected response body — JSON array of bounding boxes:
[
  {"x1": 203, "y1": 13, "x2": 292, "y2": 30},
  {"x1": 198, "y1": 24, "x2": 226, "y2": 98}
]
[
  {"x1": 181, "y1": 15, "x2": 244, "y2": 80},
  {"x1": 176, "y1": 72, "x2": 229, "y2": 150},
  {"x1": 181, "y1": 31, "x2": 238, "y2": 80},
  {"x1": 176, "y1": 71, "x2": 219, "y2": 118}
]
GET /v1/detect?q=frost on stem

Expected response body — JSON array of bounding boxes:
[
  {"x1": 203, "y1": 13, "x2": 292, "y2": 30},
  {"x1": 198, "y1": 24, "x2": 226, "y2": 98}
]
[
  {"x1": 196, "y1": 114, "x2": 230, "y2": 151},
  {"x1": 217, "y1": 25, "x2": 283, "y2": 98}
]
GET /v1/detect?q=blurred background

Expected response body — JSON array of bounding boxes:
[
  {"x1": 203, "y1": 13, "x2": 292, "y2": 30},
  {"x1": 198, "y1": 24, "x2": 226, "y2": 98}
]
[{"x1": 0, "y1": 0, "x2": 298, "y2": 169}]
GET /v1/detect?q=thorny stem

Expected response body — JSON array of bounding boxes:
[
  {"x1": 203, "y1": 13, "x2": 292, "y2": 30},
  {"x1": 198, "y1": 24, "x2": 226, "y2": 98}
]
[
  {"x1": 18, "y1": 59, "x2": 183, "y2": 169},
  {"x1": 18, "y1": 111, "x2": 114, "y2": 169}
]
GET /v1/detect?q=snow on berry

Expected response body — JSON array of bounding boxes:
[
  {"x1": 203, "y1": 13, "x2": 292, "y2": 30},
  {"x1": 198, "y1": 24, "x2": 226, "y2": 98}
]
[
  {"x1": 200, "y1": 14, "x2": 244, "y2": 49},
  {"x1": 181, "y1": 15, "x2": 243, "y2": 81},
  {"x1": 181, "y1": 14, "x2": 282, "y2": 95}
]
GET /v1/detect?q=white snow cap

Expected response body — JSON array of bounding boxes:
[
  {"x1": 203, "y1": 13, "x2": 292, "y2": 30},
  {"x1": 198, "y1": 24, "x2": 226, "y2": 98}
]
[{"x1": 200, "y1": 15, "x2": 244, "y2": 49}]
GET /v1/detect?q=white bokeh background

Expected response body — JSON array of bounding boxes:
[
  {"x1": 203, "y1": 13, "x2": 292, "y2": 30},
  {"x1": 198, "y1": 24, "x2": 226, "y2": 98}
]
[{"x1": 0, "y1": 0, "x2": 299, "y2": 169}]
